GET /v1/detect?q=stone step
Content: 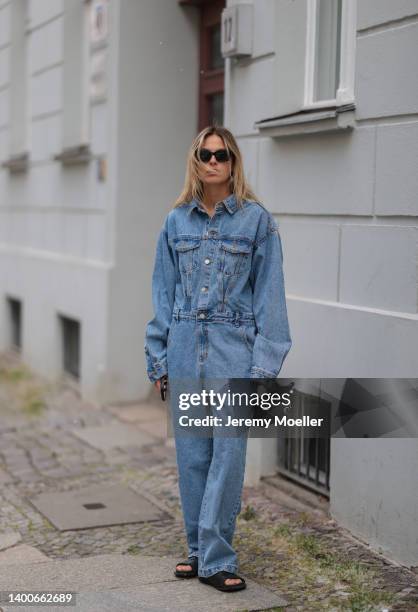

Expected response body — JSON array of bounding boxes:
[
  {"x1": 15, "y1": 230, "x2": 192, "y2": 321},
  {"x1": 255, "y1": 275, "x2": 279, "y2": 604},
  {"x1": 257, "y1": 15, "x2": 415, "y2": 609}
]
[{"x1": 0, "y1": 553, "x2": 288, "y2": 611}]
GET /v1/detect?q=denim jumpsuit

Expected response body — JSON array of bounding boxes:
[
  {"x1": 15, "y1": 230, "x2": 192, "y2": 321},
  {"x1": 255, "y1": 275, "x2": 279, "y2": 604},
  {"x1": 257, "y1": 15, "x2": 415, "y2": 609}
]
[{"x1": 144, "y1": 193, "x2": 292, "y2": 577}]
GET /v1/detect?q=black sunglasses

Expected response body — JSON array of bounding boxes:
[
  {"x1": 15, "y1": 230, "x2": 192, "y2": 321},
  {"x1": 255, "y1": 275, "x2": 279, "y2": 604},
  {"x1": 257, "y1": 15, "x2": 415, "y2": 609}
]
[{"x1": 197, "y1": 148, "x2": 231, "y2": 163}]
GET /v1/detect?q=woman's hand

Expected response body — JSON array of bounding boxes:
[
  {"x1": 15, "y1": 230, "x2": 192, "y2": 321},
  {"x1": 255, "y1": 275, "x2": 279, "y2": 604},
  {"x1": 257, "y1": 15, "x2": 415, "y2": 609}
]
[{"x1": 154, "y1": 375, "x2": 168, "y2": 401}]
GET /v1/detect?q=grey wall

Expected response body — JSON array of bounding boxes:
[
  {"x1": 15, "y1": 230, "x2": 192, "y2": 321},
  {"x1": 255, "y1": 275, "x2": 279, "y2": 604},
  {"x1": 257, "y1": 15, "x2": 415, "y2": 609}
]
[
  {"x1": 0, "y1": 0, "x2": 110, "y2": 399},
  {"x1": 0, "y1": 0, "x2": 200, "y2": 402},
  {"x1": 330, "y1": 439, "x2": 418, "y2": 567},
  {"x1": 329, "y1": 1, "x2": 418, "y2": 567},
  {"x1": 224, "y1": 0, "x2": 418, "y2": 565},
  {"x1": 224, "y1": 0, "x2": 418, "y2": 381},
  {"x1": 106, "y1": 0, "x2": 199, "y2": 401}
]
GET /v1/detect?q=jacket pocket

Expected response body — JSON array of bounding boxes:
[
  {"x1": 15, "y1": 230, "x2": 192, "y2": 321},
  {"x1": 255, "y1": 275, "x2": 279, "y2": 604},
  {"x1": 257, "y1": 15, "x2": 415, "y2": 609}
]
[
  {"x1": 175, "y1": 239, "x2": 201, "y2": 271},
  {"x1": 175, "y1": 239, "x2": 200, "y2": 298},
  {"x1": 220, "y1": 239, "x2": 252, "y2": 276}
]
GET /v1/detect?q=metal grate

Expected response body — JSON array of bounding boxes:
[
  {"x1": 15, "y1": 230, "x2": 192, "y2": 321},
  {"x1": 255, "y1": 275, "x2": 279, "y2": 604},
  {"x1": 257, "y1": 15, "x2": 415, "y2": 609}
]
[
  {"x1": 278, "y1": 389, "x2": 330, "y2": 497},
  {"x1": 59, "y1": 315, "x2": 81, "y2": 380},
  {"x1": 7, "y1": 297, "x2": 22, "y2": 350}
]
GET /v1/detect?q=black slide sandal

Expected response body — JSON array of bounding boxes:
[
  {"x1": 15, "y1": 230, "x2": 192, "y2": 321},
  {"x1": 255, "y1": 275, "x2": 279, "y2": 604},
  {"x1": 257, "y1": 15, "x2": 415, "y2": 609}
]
[
  {"x1": 199, "y1": 570, "x2": 246, "y2": 591},
  {"x1": 174, "y1": 556, "x2": 198, "y2": 578}
]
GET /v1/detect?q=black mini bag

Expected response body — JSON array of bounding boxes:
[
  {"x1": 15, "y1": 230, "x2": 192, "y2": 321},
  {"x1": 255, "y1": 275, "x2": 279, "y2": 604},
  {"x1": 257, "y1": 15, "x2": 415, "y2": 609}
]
[{"x1": 160, "y1": 374, "x2": 169, "y2": 401}]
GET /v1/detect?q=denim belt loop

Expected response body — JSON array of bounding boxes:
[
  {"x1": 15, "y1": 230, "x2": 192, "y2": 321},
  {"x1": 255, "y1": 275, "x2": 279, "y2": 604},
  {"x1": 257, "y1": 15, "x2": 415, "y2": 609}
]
[
  {"x1": 174, "y1": 309, "x2": 180, "y2": 322},
  {"x1": 234, "y1": 312, "x2": 240, "y2": 327}
]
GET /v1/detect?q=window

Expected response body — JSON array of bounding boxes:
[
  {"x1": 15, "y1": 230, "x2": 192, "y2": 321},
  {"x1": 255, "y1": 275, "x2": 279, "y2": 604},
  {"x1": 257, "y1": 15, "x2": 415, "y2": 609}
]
[
  {"x1": 304, "y1": 0, "x2": 356, "y2": 108},
  {"x1": 198, "y1": 0, "x2": 226, "y2": 130},
  {"x1": 63, "y1": 0, "x2": 89, "y2": 148},
  {"x1": 60, "y1": 315, "x2": 81, "y2": 380},
  {"x1": 55, "y1": 0, "x2": 91, "y2": 164},
  {"x1": 313, "y1": 0, "x2": 342, "y2": 102},
  {"x1": 1, "y1": 0, "x2": 29, "y2": 172},
  {"x1": 7, "y1": 297, "x2": 22, "y2": 350},
  {"x1": 255, "y1": 0, "x2": 356, "y2": 134},
  {"x1": 179, "y1": 0, "x2": 225, "y2": 130}
]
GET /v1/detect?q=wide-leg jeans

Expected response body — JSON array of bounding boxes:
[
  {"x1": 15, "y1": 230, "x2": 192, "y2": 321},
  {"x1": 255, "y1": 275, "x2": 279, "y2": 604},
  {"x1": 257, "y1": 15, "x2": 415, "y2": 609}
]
[{"x1": 167, "y1": 312, "x2": 255, "y2": 577}]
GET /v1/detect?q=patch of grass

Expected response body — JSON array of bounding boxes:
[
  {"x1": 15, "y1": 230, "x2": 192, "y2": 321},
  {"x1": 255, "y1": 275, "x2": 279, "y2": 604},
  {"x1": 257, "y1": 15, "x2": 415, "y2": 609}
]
[
  {"x1": 241, "y1": 504, "x2": 257, "y2": 521},
  {"x1": 270, "y1": 526, "x2": 396, "y2": 611},
  {"x1": 126, "y1": 544, "x2": 142, "y2": 555},
  {"x1": 293, "y1": 532, "x2": 342, "y2": 569},
  {"x1": 294, "y1": 533, "x2": 322, "y2": 556},
  {"x1": 329, "y1": 586, "x2": 395, "y2": 612},
  {"x1": 334, "y1": 559, "x2": 372, "y2": 583},
  {"x1": 21, "y1": 386, "x2": 46, "y2": 416},
  {"x1": 273, "y1": 523, "x2": 292, "y2": 538},
  {"x1": 42, "y1": 517, "x2": 54, "y2": 531},
  {"x1": 295, "y1": 511, "x2": 310, "y2": 526},
  {"x1": 0, "y1": 366, "x2": 30, "y2": 383},
  {"x1": 0, "y1": 360, "x2": 49, "y2": 418}
]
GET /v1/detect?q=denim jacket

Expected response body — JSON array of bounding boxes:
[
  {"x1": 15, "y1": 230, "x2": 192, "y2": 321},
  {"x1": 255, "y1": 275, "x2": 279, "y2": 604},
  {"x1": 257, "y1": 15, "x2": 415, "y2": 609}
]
[{"x1": 144, "y1": 193, "x2": 292, "y2": 382}]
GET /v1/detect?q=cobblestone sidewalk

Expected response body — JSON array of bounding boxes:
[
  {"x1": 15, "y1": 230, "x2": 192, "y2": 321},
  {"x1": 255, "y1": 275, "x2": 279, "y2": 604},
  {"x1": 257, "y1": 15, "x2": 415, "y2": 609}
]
[{"x1": 0, "y1": 351, "x2": 417, "y2": 611}]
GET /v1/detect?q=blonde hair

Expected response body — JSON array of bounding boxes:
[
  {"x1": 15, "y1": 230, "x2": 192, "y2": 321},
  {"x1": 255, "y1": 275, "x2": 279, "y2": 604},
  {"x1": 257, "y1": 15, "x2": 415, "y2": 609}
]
[{"x1": 173, "y1": 125, "x2": 260, "y2": 210}]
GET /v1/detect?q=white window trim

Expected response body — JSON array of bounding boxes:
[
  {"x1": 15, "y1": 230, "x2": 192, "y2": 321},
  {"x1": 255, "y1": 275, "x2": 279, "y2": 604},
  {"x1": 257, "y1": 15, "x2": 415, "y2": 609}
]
[
  {"x1": 59, "y1": 0, "x2": 91, "y2": 157},
  {"x1": 303, "y1": 0, "x2": 357, "y2": 110},
  {"x1": 1, "y1": 0, "x2": 30, "y2": 172}
]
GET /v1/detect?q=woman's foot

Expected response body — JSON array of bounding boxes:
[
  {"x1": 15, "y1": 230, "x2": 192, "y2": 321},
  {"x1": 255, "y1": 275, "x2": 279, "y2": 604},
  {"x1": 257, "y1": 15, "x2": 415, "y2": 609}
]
[
  {"x1": 224, "y1": 576, "x2": 244, "y2": 586},
  {"x1": 176, "y1": 563, "x2": 192, "y2": 571},
  {"x1": 199, "y1": 570, "x2": 246, "y2": 591},
  {"x1": 174, "y1": 556, "x2": 198, "y2": 578}
]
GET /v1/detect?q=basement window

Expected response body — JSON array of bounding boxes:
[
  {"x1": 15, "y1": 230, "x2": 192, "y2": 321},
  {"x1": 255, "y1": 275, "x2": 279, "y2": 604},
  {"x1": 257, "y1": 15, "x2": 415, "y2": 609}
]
[
  {"x1": 7, "y1": 297, "x2": 22, "y2": 351},
  {"x1": 59, "y1": 315, "x2": 81, "y2": 380}
]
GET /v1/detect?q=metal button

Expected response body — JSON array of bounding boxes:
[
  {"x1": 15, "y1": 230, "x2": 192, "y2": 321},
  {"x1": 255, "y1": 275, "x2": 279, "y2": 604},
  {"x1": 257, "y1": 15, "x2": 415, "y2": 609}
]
[
  {"x1": 204, "y1": 258, "x2": 211, "y2": 265},
  {"x1": 198, "y1": 313, "x2": 206, "y2": 319},
  {"x1": 201, "y1": 286, "x2": 208, "y2": 292}
]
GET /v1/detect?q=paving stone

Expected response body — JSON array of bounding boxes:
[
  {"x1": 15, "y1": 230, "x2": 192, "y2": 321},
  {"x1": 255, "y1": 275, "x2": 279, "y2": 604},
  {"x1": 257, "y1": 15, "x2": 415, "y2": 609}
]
[
  {"x1": 107, "y1": 403, "x2": 166, "y2": 424},
  {"x1": 41, "y1": 468, "x2": 71, "y2": 479},
  {"x1": 0, "y1": 468, "x2": 13, "y2": 484},
  {"x1": 28, "y1": 484, "x2": 171, "y2": 531},
  {"x1": 0, "y1": 553, "x2": 287, "y2": 611},
  {"x1": 71, "y1": 423, "x2": 157, "y2": 451},
  {"x1": 136, "y1": 418, "x2": 168, "y2": 439},
  {"x1": 0, "y1": 532, "x2": 22, "y2": 551},
  {"x1": 0, "y1": 544, "x2": 49, "y2": 565}
]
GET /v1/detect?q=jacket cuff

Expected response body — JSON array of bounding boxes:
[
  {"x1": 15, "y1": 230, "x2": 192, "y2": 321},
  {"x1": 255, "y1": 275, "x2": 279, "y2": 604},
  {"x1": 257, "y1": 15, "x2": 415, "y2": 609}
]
[
  {"x1": 144, "y1": 345, "x2": 168, "y2": 383},
  {"x1": 146, "y1": 359, "x2": 167, "y2": 384},
  {"x1": 250, "y1": 333, "x2": 292, "y2": 379},
  {"x1": 250, "y1": 366, "x2": 278, "y2": 379}
]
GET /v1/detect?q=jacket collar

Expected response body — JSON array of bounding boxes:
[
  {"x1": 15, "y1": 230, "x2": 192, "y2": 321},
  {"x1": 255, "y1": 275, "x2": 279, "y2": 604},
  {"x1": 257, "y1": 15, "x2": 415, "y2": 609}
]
[{"x1": 188, "y1": 193, "x2": 238, "y2": 216}]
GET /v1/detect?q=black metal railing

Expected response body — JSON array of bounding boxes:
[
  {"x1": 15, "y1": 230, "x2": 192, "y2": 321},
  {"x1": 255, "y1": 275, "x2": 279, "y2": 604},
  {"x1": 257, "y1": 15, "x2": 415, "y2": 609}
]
[{"x1": 277, "y1": 387, "x2": 330, "y2": 496}]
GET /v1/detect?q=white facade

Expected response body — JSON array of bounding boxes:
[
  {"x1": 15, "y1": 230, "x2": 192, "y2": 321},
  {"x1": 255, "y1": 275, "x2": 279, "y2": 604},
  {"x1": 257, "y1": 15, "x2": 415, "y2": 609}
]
[
  {"x1": 224, "y1": 0, "x2": 418, "y2": 567},
  {"x1": 0, "y1": 0, "x2": 198, "y2": 401},
  {"x1": 0, "y1": 0, "x2": 417, "y2": 567}
]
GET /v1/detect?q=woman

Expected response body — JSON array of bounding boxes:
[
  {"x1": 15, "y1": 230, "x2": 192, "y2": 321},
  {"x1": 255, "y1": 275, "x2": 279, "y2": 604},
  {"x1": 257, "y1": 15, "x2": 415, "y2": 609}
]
[{"x1": 144, "y1": 125, "x2": 292, "y2": 592}]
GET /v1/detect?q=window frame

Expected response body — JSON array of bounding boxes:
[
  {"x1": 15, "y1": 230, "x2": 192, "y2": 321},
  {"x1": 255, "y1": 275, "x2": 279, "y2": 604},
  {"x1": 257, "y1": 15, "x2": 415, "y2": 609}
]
[
  {"x1": 54, "y1": 0, "x2": 92, "y2": 165},
  {"x1": 303, "y1": 0, "x2": 357, "y2": 110},
  {"x1": 1, "y1": 0, "x2": 30, "y2": 172},
  {"x1": 198, "y1": 0, "x2": 226, "y2": 131}
]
